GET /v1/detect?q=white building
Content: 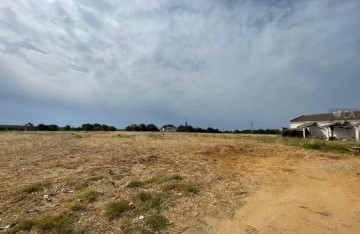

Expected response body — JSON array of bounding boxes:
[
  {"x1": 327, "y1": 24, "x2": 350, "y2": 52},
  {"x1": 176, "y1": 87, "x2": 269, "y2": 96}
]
[{"x1": 283, "y1": 111, "x2": 360, "y2": 141}]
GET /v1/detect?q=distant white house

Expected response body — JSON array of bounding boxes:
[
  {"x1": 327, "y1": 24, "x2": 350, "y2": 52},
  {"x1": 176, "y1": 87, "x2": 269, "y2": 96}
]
[
  {"x1": 282, "y1": 111, "x2": 360, "y2": 141},
  {"x1": 160, "y1": 126, "x2": 177, "y2": 132}
]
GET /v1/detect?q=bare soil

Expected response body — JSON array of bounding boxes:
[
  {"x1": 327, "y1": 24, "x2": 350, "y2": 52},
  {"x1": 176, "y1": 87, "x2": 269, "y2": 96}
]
[{"x1": 0, "y1": 132, "x2": 359, "y2": 233}]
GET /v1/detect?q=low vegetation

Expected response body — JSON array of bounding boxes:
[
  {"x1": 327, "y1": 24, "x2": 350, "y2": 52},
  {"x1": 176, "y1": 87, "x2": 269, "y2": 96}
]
[
  {"x1": 8, "y1": 213, "x2": 85, "y2": 234},
  {"x1": 80, "y1": 190, "x2": 99, "y2": 203},
  {"x1": 19, "y1": 182, "x2": 50, "y2": 199},
  {"x1": 255, "y1": 135, "x2": 357, "y2": 154},
  {"x1": 105, "y1": 200, "x2": 130, "y2": 220}
]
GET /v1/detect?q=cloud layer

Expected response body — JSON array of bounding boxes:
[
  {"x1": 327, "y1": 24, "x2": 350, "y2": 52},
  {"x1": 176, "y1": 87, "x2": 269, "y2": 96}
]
[{"x1": 1, "y1": 0, "x2": 359, "y2": 129}]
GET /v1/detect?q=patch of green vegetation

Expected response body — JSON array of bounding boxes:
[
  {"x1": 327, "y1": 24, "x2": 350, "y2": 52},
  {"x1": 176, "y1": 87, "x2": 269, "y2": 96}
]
[
  {"x1": 127, "y1": 180, "x2": 144, "y2": 188},
  {"x1": 145, "y1": 194, "x2": 163, "y2": 210},
  {"x1": 137, "y1": 191, "x2": 152, "y2": 202},
  {"x1": 11, "y1": 219, "x2": 37, "y2": 232},
  {"x1": 303, "y1": 142, "x2": 322, "y2": 150},
  {"x1": 168, "y1": 174, "x2": 183, "y2": 181},
  {"x1": 74, "y1": 181, "x2": 90, "y2": 191},
  {"x1": 87, "y1": 175, "x2": 106, "y2": 182},
  {"x1": 80, "y1": 190, "x2": 99, "y2": 203},
  {"x1": 254, "y1": 135, "x2": 356, "y2": 155},
  {"x1": 69, "y1": 201, "x2": 86, "y2": 212},
  {"x1": 105, "y1": 200, "x2": 129, "y2": 220},
  {"x1": 145, "y1": 214, "x2": 169, "y2": 232},
  {"x1": 9, "y1": 214, "x2": 86, "y2": 234},
  {"x1": 162, "y1": 182, "x2": 199, "y2": 194},
  {"x1": 19, "y1": 182, "x2": 50, "y2": 199}
]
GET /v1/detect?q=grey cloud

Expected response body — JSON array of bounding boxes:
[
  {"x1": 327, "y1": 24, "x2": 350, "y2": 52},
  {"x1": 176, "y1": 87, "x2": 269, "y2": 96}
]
[{"x1": 0, "y1": 0, "x2": 359, "y2": 129}]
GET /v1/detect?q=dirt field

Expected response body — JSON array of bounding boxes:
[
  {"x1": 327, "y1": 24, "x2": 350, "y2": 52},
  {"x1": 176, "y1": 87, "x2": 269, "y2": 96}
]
[{"x1": 0, "y1": 132, "x2": 360, "y2": 233}]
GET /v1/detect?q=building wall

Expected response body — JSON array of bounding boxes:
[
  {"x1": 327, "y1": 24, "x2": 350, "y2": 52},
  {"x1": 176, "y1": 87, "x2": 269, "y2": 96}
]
[
  {"x1": 308, "y1": 125, "x2": 328, "y2": 139},
  {"x1": 290, "y1": 120, "x2": 360, "y2": 140},
  {"x1": 333, "y1": 128, "x2": 356, "y2": 140}
]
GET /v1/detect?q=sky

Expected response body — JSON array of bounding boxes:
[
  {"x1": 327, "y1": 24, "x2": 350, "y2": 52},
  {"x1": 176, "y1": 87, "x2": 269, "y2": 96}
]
[{"x1": 0, "y1": 0, "x2": 359, "y2": 130}]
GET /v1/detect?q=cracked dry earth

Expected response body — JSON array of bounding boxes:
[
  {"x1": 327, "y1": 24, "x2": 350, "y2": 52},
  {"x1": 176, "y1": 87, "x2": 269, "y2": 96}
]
[{"x1": 0, "y1": 132, "x2": 359, "y2": 233}]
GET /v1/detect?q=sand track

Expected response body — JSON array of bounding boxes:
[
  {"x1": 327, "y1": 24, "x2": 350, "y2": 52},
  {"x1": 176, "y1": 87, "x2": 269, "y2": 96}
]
[{"x1": 207, "y1": 155, "x2": 360, "y2": 233}]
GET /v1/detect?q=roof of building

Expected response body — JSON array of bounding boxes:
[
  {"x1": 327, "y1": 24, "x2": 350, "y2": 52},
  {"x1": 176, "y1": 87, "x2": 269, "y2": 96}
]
[{"x1": 290, "y1": 111, "x2": 360, "y2": 122}]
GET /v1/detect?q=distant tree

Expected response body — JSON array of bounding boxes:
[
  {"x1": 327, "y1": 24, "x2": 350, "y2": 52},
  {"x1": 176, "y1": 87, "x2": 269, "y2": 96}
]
[
  {"x1": 49, "y1": 124, "x2": 59, "y2": 131},
  {"x1": 108, "y1": 126, "x2": 117, "y2": 131},
  {"x1": 37, "y1": 124, "x2": 47, "y2": 131},
  {"x1": 146, "y1": 123, "x2": 159, "y2": 132},
  {"x1": 82, "y1": 123, "x2": 93, "y2": 131},
  {"x1": 64, "y1": 125, "x2": 71, "y2": 131},
  {"x1": 162, "y1": 124, "x2": 175, "y2": 129},
  {"x1": 93, "y1": 123, "x2": 102, "y2": 131},
  {"x1": 102, "y1": 124, "x2": 109, "y2": 131},
  {"x1": 176, "y1": 125, "x2": 194, "y2": 132}
]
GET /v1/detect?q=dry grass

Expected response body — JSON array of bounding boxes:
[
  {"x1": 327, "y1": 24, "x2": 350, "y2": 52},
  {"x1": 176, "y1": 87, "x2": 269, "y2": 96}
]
[{"x1": 0, "y1": 132, "x2": 358, "y2": 233}]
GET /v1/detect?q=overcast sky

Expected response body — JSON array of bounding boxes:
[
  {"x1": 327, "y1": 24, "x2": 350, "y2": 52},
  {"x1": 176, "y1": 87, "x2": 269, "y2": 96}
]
[{"x1": 0, "y1": 0, "x2": 359, "y2": 130}]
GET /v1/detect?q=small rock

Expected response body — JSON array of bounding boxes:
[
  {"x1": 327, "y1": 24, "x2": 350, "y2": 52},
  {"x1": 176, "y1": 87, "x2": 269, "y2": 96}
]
[
  {"x1": 138, "y1": 215, "x2": 145, "y2": 221},
  {"x1": 43, "y1": 195, "x2": 51, "y2": 202},
  {"x1": 128, "y1": 202, "x2": 135, "y2": 209}
]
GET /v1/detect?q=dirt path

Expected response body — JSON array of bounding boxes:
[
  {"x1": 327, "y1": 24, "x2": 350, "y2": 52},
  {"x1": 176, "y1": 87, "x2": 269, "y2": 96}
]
[{"x1": 207, "y1": 156, "x2": 360, "y2": 234}]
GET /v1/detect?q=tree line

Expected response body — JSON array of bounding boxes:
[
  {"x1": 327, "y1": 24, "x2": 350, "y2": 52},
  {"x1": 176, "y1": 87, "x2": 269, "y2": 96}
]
[
  {"x1": 0, "y1": 123, "x2": 117, "y2": 131},
  {"x1": 0, "y1": 122, "x2": 279, "y2": 134},
  {"x1": 124, "y1": 123, "x2": 279, "y2": 134}
]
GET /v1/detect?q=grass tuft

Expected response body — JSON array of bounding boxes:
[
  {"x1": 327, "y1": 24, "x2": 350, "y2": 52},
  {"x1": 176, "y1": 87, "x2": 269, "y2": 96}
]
[
  {"x1": 127, "y1": 180, "x2": 144, "y2": 188},
  {"x1": 19, "y1": 182, "x2": 50, "y2": 199},
  {"x1": 137, "y1": 191, "x2": 152, "y2": 202},
  {"x1": 69, "y1": 201, "x2": 86, "y2": 211},
  {"x1": 87, "y1": 175, "x2": 106, "y2": 182},
  {"x1": 9, "y1": 213, "x2": 85, "y2": 234},
  {"x1": 162, "y1": 182, "x2": 199, "y2": 194},
  {"x1": 80, "y1": 190, "x2": 99, "y2": 203},
  {"x1": 169, "y1": 174, "x2": 183, "y2": 181},
  {"x1": 145, "y1": 214, "x2": 169, "y2": 232},
  {"x1": 105, "y1": 200, "x2": 129, "y2": 220}
]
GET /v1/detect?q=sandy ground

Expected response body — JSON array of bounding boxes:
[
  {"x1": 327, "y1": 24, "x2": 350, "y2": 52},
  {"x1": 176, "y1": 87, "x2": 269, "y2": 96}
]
[
  {"x1": 0, "y1": 132, "x2": 359, "y2": 233},
  {"x1": 207, "y1": 152, "x2": 360, "y2": 233}
]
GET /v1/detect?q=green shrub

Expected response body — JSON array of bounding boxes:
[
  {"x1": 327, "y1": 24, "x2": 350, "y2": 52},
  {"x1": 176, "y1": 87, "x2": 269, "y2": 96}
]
[{"x1": 105, "y1": 200, "x2": 129, "y2": 220}]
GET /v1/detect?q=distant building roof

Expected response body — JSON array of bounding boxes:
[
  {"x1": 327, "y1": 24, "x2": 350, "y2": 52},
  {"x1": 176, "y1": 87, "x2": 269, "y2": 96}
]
[{"x1": 290, "y1": 111, "x2": 360, "y2": 122}]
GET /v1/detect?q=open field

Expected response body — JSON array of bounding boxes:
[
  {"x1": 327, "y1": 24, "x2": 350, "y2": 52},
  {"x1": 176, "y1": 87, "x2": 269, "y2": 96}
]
[{"x1": 1, "y1": 132, "x2": 360, "y2": 233}]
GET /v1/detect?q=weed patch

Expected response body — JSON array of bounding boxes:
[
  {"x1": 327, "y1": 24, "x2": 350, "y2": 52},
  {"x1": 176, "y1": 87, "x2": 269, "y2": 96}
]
[
  {"x1": 80, "y1": 190, "x2": 99, "y2": 203},
  {"x1": 69, "y1": 201, "x2": 86, "y2": 211},
  {"x1": 169, "y1": 174, "x2": 183, "y2": 181},
  {"x1": 105, "y1": 200, "x2": 129, "y2": 220},
  {"x1": 127, "y1": 180, "x2": 144, "y2": 188},
  {"x1": 9, "y1": 213, "x2": 85, "y2": 234},
  {"x1": 163, "y1": 182, "x2": 199, "y2": 194},
  {"x1": 145, "y1": 214, "x2": 169, "y2": 232},
  {"x1": 19, "y1": 182, "x2": 50, "y2": 199},
  {"x1": 87, "y1": 175, "x2": 106, "y2": 182}
]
